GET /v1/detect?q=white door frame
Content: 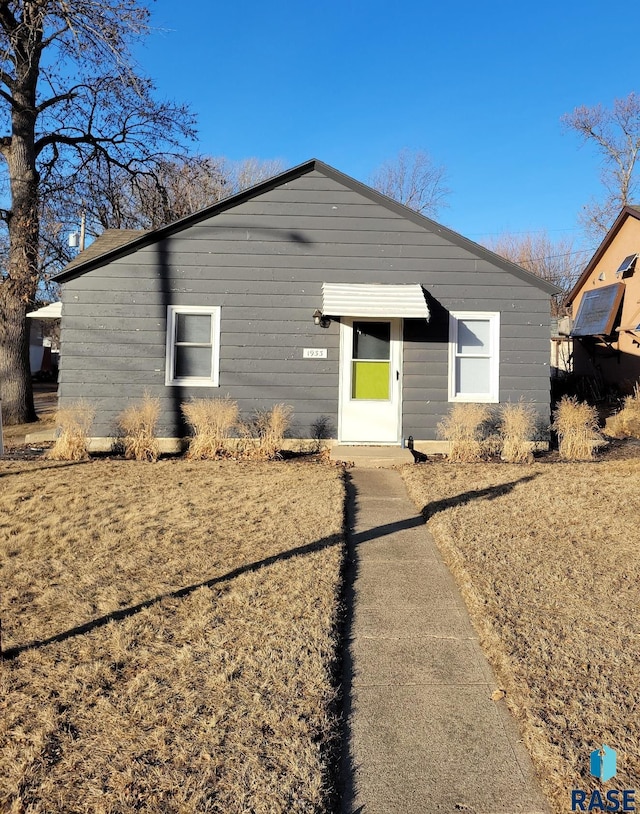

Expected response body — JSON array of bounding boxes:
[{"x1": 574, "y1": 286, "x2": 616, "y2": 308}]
[{"x1": 338, "y1": 317, "x2": 403, "y2": 444}]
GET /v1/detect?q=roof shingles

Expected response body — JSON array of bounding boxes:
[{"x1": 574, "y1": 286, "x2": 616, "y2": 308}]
[{"x1": 63, "y1": 229, "x2": 147, "y2": 273}]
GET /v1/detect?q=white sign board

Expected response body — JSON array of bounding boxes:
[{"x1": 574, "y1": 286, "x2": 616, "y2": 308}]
[{"x1": 303, "y1": 348, "x2": 328, "y2": 359}]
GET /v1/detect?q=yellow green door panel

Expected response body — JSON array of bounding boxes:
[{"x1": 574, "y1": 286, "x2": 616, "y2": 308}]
[{"x1": 351, "y1": 360, "x2": 390, "y2": 400}]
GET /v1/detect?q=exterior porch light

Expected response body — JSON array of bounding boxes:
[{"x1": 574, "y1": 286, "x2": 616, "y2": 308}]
[{"x1": 313, "y1": 309, "x2": 330, "y2": 328}]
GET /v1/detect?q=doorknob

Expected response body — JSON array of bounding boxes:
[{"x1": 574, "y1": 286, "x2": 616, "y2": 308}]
[{"x1": 396, "y1": 370, "x2": 400, "y2": 380}]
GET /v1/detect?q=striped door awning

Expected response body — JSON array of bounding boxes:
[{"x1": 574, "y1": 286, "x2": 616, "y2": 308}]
[{"x1": 322, "y1": 283, "x2": 430, "y2": 319}]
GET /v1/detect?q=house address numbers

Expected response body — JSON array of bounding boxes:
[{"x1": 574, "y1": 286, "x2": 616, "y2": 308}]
[{"x1": 303, "y1": 348, "x2": 328, "y2": 359}]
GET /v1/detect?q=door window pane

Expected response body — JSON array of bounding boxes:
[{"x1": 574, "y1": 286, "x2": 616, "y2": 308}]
[
  {"x1": 352, "y1": 361, "x2": 390, "y2": 400},
  {"x1": 353, "y1": 322, "x2": 390, "y2": 360}
]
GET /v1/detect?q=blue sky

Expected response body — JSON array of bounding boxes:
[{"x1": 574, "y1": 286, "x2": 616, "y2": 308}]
[{"x1": 136, "y1": 0, "x2": 640, "y2": 254}]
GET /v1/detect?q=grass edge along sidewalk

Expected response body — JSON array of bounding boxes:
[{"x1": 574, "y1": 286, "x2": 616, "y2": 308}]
[{"x1": 402, "y1": 459, "x2": 640, "y2": 814}]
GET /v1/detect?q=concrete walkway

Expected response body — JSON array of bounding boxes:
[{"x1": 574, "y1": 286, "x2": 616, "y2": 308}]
[{"x1": 341, "y1": 468, "x2": 549, "y2": 814}]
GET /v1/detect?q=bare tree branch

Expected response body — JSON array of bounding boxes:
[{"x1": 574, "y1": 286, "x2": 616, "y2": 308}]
[
  {"x1": 483, "y1": 231, "x2": 591, "y2": 316},
  {"x1": 369, "y1": 147, "x2": 450, "y2": 217},
  {"x1": 562, "y1": 93, "x2": 640, "y2": 239},
  {"x1": 0, "y1": 0, "x2": 196, "y2": 423},
  {"x1": 67, "y1": 154, "x2": 285, "y2": 232}
]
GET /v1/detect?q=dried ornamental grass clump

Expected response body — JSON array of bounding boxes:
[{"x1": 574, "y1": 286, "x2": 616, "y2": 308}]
[
  {"x1": 240, "y1": 403, "x2": 294, "y2": 460},
  {"x1": 500, "y1": 401, "x2": 536, "y2": 463},
  {"x1": 552, "y1": 395, "x2": 602, "y2": 461},
  {"x1": 605, "y1": 382, "x2": 640, "y2": 439},
  {"x1": 437, "y1": 403, "x2": 491, "y2": 462},
  {"x1": 181, "y1": 397, "x2": 239, "y2": 459},
  {"x1": 118, "y1": 393, "x2": 161, "y2": 462},
  {"x1": 47, "y1": 400, "x2": 95, "y2": 461}
]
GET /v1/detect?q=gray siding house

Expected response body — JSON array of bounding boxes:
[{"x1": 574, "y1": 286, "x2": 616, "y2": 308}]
[{"x1": 55, "y1": 159, "x2": 558, "y2": 450}]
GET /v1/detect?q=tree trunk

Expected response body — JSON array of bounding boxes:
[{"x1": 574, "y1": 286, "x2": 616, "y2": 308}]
[
  {"x1": 0, "y1": 142, "x2": 40, "y2": 425},
  {"x1": 0, "y1": 284, "x2": 35, "y2": 424},
  {"x1": 1, "y1": 154, "x2": 40, "y2": 424},
  {"x1": 0, "y1": 39, "x2": 42, "y2": 426}
]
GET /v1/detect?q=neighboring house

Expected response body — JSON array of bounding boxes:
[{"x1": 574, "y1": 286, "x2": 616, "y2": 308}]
[
  {"x1": 54, "y1": 159, "x2": 559, "y2": 450},
  {"x1": 26, "y1": 300, "x2": 62, "y2": 376},
  {"x1": 566, "y1": 206, "x2": 640, "y2": 395}
]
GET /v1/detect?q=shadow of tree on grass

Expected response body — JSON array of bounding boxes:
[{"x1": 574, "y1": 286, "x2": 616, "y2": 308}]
[
  {"x1": 2, "y1": 471, "x2": 540, "y2": 662},
  {"x1": 419, "y1": 473, "x2": 540, "y2": 520}
]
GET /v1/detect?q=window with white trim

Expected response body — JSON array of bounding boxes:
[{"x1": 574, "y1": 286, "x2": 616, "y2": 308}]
[
  {"x1": 448, "y1": 312, "x2": 500, "y2": 402},
  {"x1": 165, "y1": 305, "x2": 221, "y2": 386}
]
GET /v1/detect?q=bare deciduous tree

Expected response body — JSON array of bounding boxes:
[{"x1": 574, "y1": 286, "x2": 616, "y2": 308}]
[
  {"x1": 562, "y1": 93, "x2": 640, "y2": 239},
  {"x1": 483, "y1": 231, "x2": 590, "y2": 316},
  {"x1": 0, "y1": 1, "x2": 195, "y2": 424},
  {"x1": 228, "y1": 157, "x2": 286, "y2": 195},
  {"x1": 69, "y1": 156, "x2": 229, "y2": 232},
  {"x1": 370, "y1": 148, "x2": 450, "y2": 217},
  {"x1": 80, "y1": 155, "x2": 286, "y2": 232}
]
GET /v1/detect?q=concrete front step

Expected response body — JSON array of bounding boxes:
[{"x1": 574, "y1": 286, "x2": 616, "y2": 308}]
[{"x1": 330, "y1": 445, "x2": 414, "y2": 467}]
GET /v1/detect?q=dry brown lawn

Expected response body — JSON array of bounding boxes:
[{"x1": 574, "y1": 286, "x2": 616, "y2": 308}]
[
  {"x1": 402, "y1": 458, "x2": 640, "y2": 814},
  {"x1": 2, "y1": 390, "x2": 55, "y2": 446},
  {"x1": 0, "y1": 459, "x2": 345, "y2": 813}
]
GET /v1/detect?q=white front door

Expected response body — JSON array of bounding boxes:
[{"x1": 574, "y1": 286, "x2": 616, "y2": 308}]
[{"x1": 339, "y1": 318, "x2": 402, "y2": 444}]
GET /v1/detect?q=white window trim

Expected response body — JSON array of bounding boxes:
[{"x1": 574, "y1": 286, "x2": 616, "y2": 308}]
[
  {"x1": 165, "y1": 305, "x2": 221, "y2": 387},
  {"x1": 448, "y1": 311, "x2": 500, "y2": 403}
]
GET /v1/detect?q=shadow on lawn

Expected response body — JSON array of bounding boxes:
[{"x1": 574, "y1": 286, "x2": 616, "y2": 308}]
[
  {"x1": 2, "y1": 470, "x2": 437, "y2": 661},
  {"x1": 2, "y1": 532, "x2": 344, "y2": 660},
  {"x1": 0, "y1": 459, "x2": 94, "y2": 479},
  {"x1": 419, "y1": 473, "x2": 540, "y2": 520}
]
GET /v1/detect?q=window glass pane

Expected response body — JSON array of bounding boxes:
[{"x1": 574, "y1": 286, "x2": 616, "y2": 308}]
[
  {"x1": 176, "y1": 313, "x2": 211, "y2": 344},
  {"x1": 353, "y1": 322, "x2": 390, "y2": 360},
  {"x1": 456, "y1": 357, "x2": 490, "y2": 395},
  {"x1": 175, "y1": 346, "x2": 212, "y2": 378},
  {"x1": 457, "y1": 319, "x2": 490, "y2": 355}
]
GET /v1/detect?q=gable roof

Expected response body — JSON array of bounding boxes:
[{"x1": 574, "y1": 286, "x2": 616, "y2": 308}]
[
  {"x1": 566, "y1": 206, "x2": 640, "y2": 305},
  {"x1": 55, "y1": 159, "x2": 560, "y2": 294},
  {"x1": 63, "y1": 229, "x2": 148, "y2": 274}
]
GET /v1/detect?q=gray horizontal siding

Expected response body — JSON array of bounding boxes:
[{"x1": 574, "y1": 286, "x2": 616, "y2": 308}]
[
  {"x1": 64, "y1": 289, "x2": 548, "y2": 311},
  {"x1": 60, "y1": 169, "x2": 553, "y2": 440},
  {"x1": 58, "y1": 336, "x2": 338, "y2": 358},
  {"x1": 60, "y1": 313, "x2": 551, "y2": 337},
  {"x1": 61, "y1": 360, "x2": 337, "y2": 383},
  {"x1": 143, "y1": 229, "x2": 458, "y2": 247}
]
